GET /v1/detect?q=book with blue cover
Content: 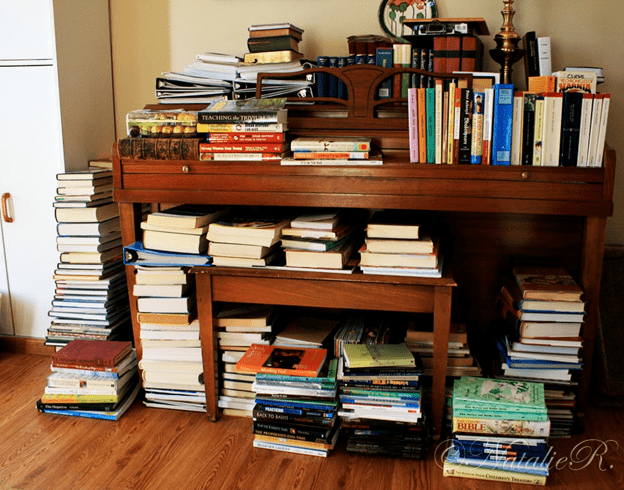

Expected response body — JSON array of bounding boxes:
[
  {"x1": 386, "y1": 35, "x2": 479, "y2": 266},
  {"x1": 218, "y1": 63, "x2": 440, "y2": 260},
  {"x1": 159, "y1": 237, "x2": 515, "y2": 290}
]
[
  {"x1": 123, "y1": 241, "x2": 212, "y2": 267},
  {"x1": 491, "y1": 83, "x2": 514, "y2": 165}
]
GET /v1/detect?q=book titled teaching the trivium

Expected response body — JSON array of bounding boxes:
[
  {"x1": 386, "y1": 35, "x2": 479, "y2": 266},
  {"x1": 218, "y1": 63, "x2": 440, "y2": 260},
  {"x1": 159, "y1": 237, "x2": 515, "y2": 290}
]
[{"x1": 198, "y1": 98, "x2": 287, "y2": 124}]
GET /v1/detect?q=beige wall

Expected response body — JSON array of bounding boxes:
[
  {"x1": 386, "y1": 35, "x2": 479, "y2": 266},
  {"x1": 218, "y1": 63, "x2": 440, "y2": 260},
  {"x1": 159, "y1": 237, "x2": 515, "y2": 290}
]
[{"x1": 110, "y1": 0, "x2": 624, "y2": 245}]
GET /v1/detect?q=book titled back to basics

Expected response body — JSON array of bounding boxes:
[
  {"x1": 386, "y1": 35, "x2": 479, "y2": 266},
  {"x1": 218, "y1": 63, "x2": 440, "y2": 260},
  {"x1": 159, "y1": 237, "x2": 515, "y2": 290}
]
[{"x1": 198, "y1": 98, "x2": 288, "y2": 124}]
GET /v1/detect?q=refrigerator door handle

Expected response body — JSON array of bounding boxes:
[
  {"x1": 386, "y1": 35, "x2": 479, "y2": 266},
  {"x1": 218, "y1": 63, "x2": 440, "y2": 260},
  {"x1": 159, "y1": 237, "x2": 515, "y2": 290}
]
[{"x1": 1, "y1": 193, "x2": 14, "y2": 223}]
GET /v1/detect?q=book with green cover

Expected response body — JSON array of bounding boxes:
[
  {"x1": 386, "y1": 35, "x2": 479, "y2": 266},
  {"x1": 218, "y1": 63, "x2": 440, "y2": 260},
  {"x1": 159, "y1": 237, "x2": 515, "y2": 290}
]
[
  {"x1": 343, "y1": 343, "x2": 415, "y2": 369},
  {"x1": 452, "y1": 376, "x2": 546, "y2": 411}
]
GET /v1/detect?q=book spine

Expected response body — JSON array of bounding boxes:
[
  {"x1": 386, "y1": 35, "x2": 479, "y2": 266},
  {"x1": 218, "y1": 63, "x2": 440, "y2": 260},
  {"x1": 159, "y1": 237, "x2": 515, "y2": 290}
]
[
  {"x1": 510, "y1": 91, "x2": 524, "y2": 165},
  {"x1": 532, "y1": 95, "x2": 545, "y2": 166},
  {"x1": 290, "y1": 141, "x2": 371, "y2": 151},
  {"x1": 470, "y1": 91, "x2": 484, "y2": 164},
  {"x1": 198, "y1": 143, "x2": 286, "y2": 153},
  {"x1": 252, "y1": 439, "x2": 327, "y2": 457},
  {"x1": 375, "y1": 47, "x2": 393, "y2": 99},
  {"x1": 408, "y1": 87, "x2": 419, "y2": 162},
  {"x1": 401, "y1": 44, "x2": 411, "y2": 98},
  {"x1": 410, "y1": 48, "x2": 421, "y2": 89},
  {"x1": 316, "y1": 56, "x2": 329, "y2": 97},
  {"x1": 118, "y1": 138, "x2": 199, "y2": 160},
  {"x1": 425, "y1": 87, "x2": 436, "y2": 163},
  {"x1": 205, "y1": 132, "x2": 285, "y2": 143},
  {"x1": 458, "y1": 87, "x2": 473, "y2": 164},
  {"x1": 253, "y1": 420, "x2": 332, "y2": 440},
  {"x1": 292, "y1": 151, "x2": 368, "y2": 159},
  {"x1": 392, "y1": 44, "x2": 403, "y2": 98},
  {"x1": 536, "y1": 36, "x2": 552, "y2": 76},
  {"x1": 491, "y1": 84, "x2": 515, "y2": 165},
  {"x1": 432, "y1": 36, "x2": 447, "y2": 72},
  {"x1": 252, "y1": 407, "x2": 335, "y2": 425},
  {"x1": 559, "y1": 91, "x2": 584, "y2": 167},
  {"x1": 586, "y1": 93, "x2": 604, "y2": 166},
  {"x1": 197, "y1": 113, "x2": 282, "y2": 124},
  {"x1": 452, "y1": 416, "x2": 550, "y2": 437},
  {"x1": 541, "y1": 92, "x2": 564, "y2": 166},
  {"x1": 417, "y1": 88, "x2": 428, "y2": 163},
  {"x1": 460, "y1": 35, "x2": 481, "y2": 71},
  {"x1": 199, "y1": 152, "x2": 284, "y2": 161},
  {"x1": 196, "y1": 123, "x2": 286, "y2": 133},
  {"x1": 443, "y1": 461, "x2": 547, "y2": 485},
  {"x1": 434, "y1": 79, "x2": 444, "y2": 163},
  {"x1": 576, "y1": 93, "x2": 594, "y2": 167},
  {"x1": 523, "y1": 31, "x2": 540, "y2": 78},
  {"x1": 592, "y1": 92, "x2": 610, "y2": 167},
  {"x1": 446, "y1": 82, "x2": 456, "y2": 164},
  {"x1": 521, "y1": 92, "x2": 537, "y2": 165},
  {"x1": 38, "y1": 408, "x2": 118, "y2": 420},
  {"x1": 481, "y1": 87, "x2": 494, "y2": 165},
  {"x1": 328, "y1": 56, "x2": 338, "y2": 98}
]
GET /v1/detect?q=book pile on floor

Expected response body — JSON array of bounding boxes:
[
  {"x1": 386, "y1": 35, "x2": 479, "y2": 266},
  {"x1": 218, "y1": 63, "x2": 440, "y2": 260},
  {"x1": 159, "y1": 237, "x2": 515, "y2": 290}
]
[
  {"x1": 358, "y1": 210, "x2": 443, "y2": 277},
  {"x1": 443, "y1": 376, "x2": 550, "y2": 485},
  {"x1": 281, "y1": 137, "x2": 383, "y2": 166},
  {"x1": 236, "y1": 343, "x2": 339, "y2": 457},
  {"x1": 47, "y1": 169, "x2": 131, "y2": 348},
  {"x1": 216, "y1": 303, "x2": 279, "y2": 417},
  {"x1": 280, "y1": 210, "x2": 362, "y2": 272},
  {"x1": 36, "y1": 339, "x2": 140, "y2": 420},
  {"x1": 207, "y1": 211, "x2": 292, "y2": 268},
  {"x1": 134, "y1": 266, "x2": 206, "y2": 412},
  {"x1": 495, "y1": 265, "x2": 585, "y2": 437},
  {"x1": 337, "y1": 342, "x2": 429, "y2": 459},
  {"x1": 197, "y1": 98, "x2": 289, "y2": 162}
]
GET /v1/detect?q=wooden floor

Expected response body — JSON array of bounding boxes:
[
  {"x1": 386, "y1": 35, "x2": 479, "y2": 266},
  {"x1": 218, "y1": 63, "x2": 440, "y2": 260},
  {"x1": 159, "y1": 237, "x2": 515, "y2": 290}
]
[{"x1": 1, "y1": 351, "x2": 623, "y2": 490}]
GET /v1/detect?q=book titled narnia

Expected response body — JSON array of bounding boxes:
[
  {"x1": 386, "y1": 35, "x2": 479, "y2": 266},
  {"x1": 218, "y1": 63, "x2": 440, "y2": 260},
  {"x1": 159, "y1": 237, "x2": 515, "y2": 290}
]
[{"x1": 235, "y1": 344, "x2": 327, "y2": 377}]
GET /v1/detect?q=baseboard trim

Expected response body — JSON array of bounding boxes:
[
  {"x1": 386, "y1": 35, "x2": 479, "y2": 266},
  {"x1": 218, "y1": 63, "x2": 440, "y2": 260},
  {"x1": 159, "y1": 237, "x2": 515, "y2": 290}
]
[{"x1": 0, "y1": 336, "x2": 55, "y2": 356}]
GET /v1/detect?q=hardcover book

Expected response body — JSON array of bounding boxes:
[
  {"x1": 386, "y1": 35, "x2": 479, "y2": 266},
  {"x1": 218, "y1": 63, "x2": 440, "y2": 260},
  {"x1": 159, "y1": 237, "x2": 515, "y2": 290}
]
[
  {"x1": 208, "y1": 214, "x2": 292, "y2": 239},
  {"x1": 452, "y1": 376, "x2": 546, "y2": 411},
  {"x1": 198, "y1": 98, "x2": 287, "y2": 124},
  {"x1": 290, "y1": 137, "x2": 372, "y2": 152},
  {"x1": 512, "y1": 266, "x2": 583, "y2": 301},
  {"x1": 491, "y1": 84, "x2": 514, "y2": 165},
  {"x1": 146, "y1": 204, "x2": 228, "y2": 229},
  {"x1": 343, "y1": 343, "x2": 415, "y2": 369},
  {"x1": 52, "y1": 340, "x2": 133, "y2": 369},
  {"x1": 235, "y1": 344, "x2": 328, "y2": 377}
]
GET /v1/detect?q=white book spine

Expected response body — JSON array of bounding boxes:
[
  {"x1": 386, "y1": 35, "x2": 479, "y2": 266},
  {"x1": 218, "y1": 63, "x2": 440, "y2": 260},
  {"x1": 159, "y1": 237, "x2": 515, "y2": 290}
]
[
  {"x1": 592, "y1": 93, "x2": 610, "y2": 167},
  {"x1": 510, "y1": 92, "x2": 523, "y2": 165}
]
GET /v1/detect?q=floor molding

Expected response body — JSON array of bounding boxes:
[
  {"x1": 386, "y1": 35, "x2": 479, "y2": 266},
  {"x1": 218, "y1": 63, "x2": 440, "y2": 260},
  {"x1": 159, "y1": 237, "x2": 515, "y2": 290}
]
[{"x1": 0, "y1": 336, "x2": 54, "y2": 356}]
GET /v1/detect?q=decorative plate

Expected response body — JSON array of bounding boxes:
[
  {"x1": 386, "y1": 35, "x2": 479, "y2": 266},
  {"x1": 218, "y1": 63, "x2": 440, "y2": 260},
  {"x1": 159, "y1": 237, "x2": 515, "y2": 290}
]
[{"x1": 378, "y1": 0, "x2": 438, "y2": 42}]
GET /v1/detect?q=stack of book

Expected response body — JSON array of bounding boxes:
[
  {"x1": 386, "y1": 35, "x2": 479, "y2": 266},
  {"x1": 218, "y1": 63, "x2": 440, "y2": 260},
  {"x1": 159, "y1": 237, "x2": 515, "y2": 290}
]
[
  {"x1": 207, "y1": 212, "x2": 292, "y2": 268},
  {"x1": 141, "y1": 204, "x2": 229, "y2": 255},
  {"x1": 237, "y1": 344, "x2": 339, "y2": 457},
  {"x1": 405, "y1": 322, "x2": 481, "y2": 378},
  {"x1": 282, "y1": 136, "x2": 383, "y2": 166},
  {"x1": 443, "y1": 376, "x2": 550, "y2": 485},
  {"x1": 36, "y1": 340, "x2": 140, "y2": 420},
  {"x1": 280, "y1": 211, "x2": 362, "y2": 272},
  {"x1": 358, "y1": 210, "x2": 442, "y2": 277},
  {"x1": 495, "y1": 265, "x2": 585, "y2": 437},
  {"x1": 133, "y1": 264, "x2": 205, "y2": 412},
  {"x1": 47, "y1": 169, "x2": 130, "y2": 348},
  {"x1": 337, "y1": 342, "x2": 429, "y2": 458},
  {"x1": 215, "y1": 303, "x2": 278, "y2": 417},
  {"x1": 197, "y1": 98, "x2": 289, "y2": 162},
  {"x1": 245, "y1": 23, "x2": 304, "y2": 64}
]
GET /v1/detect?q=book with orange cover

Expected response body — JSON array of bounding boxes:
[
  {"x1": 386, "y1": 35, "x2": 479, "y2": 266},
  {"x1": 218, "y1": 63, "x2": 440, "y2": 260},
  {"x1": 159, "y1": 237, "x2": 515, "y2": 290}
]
[
  {"x1": 235, "y1": 344, "x2": 327, "y2": 377},
  {"x1": 52, "y1": 340, "x2": 132, "y2": 369}
]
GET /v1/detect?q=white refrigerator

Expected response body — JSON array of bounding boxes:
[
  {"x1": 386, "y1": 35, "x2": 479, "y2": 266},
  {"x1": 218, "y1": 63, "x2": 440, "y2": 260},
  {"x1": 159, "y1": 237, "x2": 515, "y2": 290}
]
[{"x1": 0, "y1": 0, "x2": 115, "y2": 340}]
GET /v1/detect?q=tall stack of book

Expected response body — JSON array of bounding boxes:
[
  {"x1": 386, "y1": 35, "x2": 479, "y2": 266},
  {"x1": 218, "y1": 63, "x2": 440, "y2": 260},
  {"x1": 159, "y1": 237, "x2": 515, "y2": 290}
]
[
  {"x1": 215, "y1": 303, "x2": 278, "y2": 417},
  {"x1": 235, "y1": 344, "x2": 338, "y2": 457},
  {"x1": 358, "y1": 210, "x2": 442, "y2": 277},
  {"x1": 36, "y1": 340, "x2": 140, "y2": 420},
  {"x1": 495, "y1": 266, "x2": 585, "y2": 437},
  {"x1": 47, "y1": 169, "x2": 130, "y2": 348},
  {"x1": 280, "y1": 210, "x2": 362, "y2": 272},
  {"x1": 281, "y1": 136, "x2": 383, "y2": 166},
  {"x1": 197, "y1": 98, "x2": 289, "y2": 162},
  {"x1": 207, "y1": 212, "x2": 292, "y2": 268},
  {"x1": 337, "y1": 342, "x2": 429, "y2": 459},
  {"x1": 443, "y1": 376, "x2": 550, "y2": 485}
]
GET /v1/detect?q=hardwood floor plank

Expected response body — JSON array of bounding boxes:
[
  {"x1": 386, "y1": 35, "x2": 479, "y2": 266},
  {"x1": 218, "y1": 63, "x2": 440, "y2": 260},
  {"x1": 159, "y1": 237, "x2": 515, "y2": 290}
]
[{"x1": 0, "y1": 353, "x2": 623, "y2": 490}]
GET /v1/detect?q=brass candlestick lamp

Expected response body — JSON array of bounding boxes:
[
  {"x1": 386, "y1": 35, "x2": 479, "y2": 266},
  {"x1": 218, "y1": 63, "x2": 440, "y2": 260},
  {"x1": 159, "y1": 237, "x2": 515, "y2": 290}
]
[{"x1": 490, "y1": 0, "x2": 525, "y2": 84}]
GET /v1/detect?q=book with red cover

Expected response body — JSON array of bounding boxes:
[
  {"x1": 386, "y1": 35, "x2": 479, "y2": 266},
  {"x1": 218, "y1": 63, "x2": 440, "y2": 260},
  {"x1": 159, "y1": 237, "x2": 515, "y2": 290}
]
[
  {"x1": 52, "y1": 340, "x2": 132, "y2": 369},
  {"x1": 235, "y1": 344, "x2": 327, "y2": 377},
  {"x1": 199, "y1": 142, "x2": 288, "y2": 153},
  {"x1": 205, "y1": 132, "x2": 285, "y2": 143}
]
